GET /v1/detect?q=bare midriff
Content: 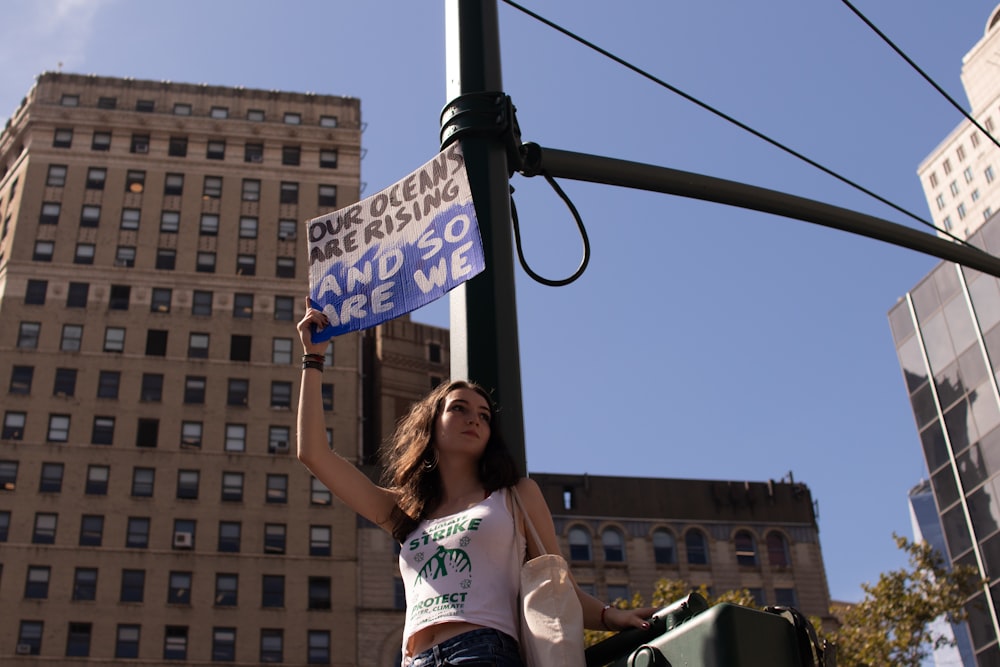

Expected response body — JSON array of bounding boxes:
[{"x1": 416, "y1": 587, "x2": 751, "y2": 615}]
[{"x1": 408, "y1": 621, "x2": 490, "y2": 658}]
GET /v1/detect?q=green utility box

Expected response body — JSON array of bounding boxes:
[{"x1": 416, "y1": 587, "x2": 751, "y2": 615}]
[{"x1": 617, "y1": 602, "x2": 804, "y2": 667}]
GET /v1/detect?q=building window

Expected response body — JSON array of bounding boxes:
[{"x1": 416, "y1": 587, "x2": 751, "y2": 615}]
[
  {"x1": 120, "y1": 570, "x2": 145, "y2": 602},
  {"x1": 282, "y1": 145, "x2": 301, "y2": 166},
  {"x1": 319, "y1": 149, "x2": 338, "y2": 169},
  {"x1": 3, "y1": 412, "x2": 26, "y2": 440},
  {"x1": 262, "y1": 575, "x2": 284, "y2": 607},
  {"x1": 130, "y1": 133, "x2": 150, "y2": 154},
  {"x1": 284, "y1": 111, "x2": 301, "y2": 124},
  {"x1": 48, "y1": 414, "x2": 70, "y2": 442},
  {"x1": 267, "y1": 474, "x2": 288, "y2": 504},
  {"x1": 236, "y1": 254, "x2": 256, "y2": 276},
  {"x1": 47, "y1": 164, "x2": 68, "y2": 187},
  {"x1": 774, "y1": 587, "x2": 798, "y2": 608},
  {"x1": 233, "y1": 293, "x2": 254, "y2": 318},
  {"x1": 308, "y1": 576, "x2": 331, "y2": 610},
  {"x1": 33, "y1": 240, "x2": 54, "y2": 261},
  {"x1": 192, "y1": 290, "x2": 213, "y2": 316},
  {"x1": 146, "y1": 329, "x2": 168, "y2": 356},
  {"x1": 73, "y1": 568, "x2": 98, "y2": 601},
  {"x1": 219, "y1": 521, "x2": 241, "y2": 553},
  {"x1": 242, "y1": 178, "x2": 260, "y2": 201},
  {"x1": 164, "y1": 626, "x2": 188, "y2": 661},
  {"x1": 53, "y1": 368, "x2": 77, "y2": 396},
  {"x1": 310, "y1": 525, "x2": 332, "y2": 556},
  {"x1": 86, "y1": 167, "x2": 107, "y2": 190},
  {"x1": 228, "y1": 379, "x2": 249, "y2": 406},
  {"x1": 109, "y1": 284, "x2": 131, "y2": 310},
  {"x1": 39, "y1": 462, "x2": 63, "y2": 493},
  {"x1": 177, "y1": 470, "x2": 199, "y2": 500},
  {"x1": 225, "y1": 424, "x2": 246, "y2": 452},
  {"x1": 167, "y1": 571, "x2": 192, "y2": 605},
  {"x1": 685, "y1": 529, "x2": 710, "y2": 565},
  {"x1": 74, "y1": 243, "x2": 95, "y2": 264},
  {"x1": 767, "y1": 531, "x2": 791, "y2": 567},
  {"x1": 181, "y1": 421, "x2": 202, "y2": 449},
  {"x1": 275, "y1": 296, "x2": 295, "y2": 321},
  {"x1": 173, "y1": 102, "x2": 192, "y2": 115},
  {"x1": 150, "y1": 288, "x2": 172, "y2": 313},
  {"x1": 17, "y1": 322, "x2": 40, "y2": 349},
  {"x1": 210, "y1": 105, "x2": 229, "y2": 119},
  {"x1": 245, "y1": 143, "x2": 264, "y2": 163},
  {"x1": 104, "y1": 327, "x2": 125, "y2": 353},
  {"x1": 33, "y1": 512, "x2": 57, "y2": 544},
  {"x1": 92, "y1": 131, "x2": 111, "y2": 151},
  {"x1": 60, "y1": 324, "x2": 83, "y2": 352},
  {"x1": 272, "y1": 338, "x2": 293, "y2": 365},
  {"x1": 321, "y1": 383, "x2": 334, "y2": 411},
  {"x1": 0, "y1": 510, "x2": 9, "y2": 539},
  {"x1": 156, "y1": 248, "x2": 176, "y2": 270},
  {"x1": 943, "y1": 216, "x2": 953, "y2": 231},
  {"x1": 230, "y1": 334, "x2": 252, "y2": 362},
  {"x1": 10, "y1": 366, "x2": 33, "y2": 395},
  {"x1": 271, "y1": 382, "x2": 292, "y2": 409},
  {"x1": 569, "y1": 526, "x2": 592, "y2": 561},
  {"x1": 79, "y1": 514, "x2": 104, "y2": 546},
  {"x1": 1, "y1": 460, "x2": 19, "y2": 487},
  {"x1": 276, "y1": 256, "x2": 296, "y2": 278},
  {"x1": 126, "y1": 517, "x2": 150, "y2": 548},
  {"x1": 168, "y1": 136, "x2": 188, "y2": 157},
  {"x1": 950, "y1": 180, "x2": 960, "y2": 196},
  {"x1": 93, "y1": 418, "x2": 121, "y2": 450},
  {"x1": 943, "y1": 158, "x2": 952, "y2": 175},
  {"x1": 53, "y1": 127, "x2": 73, "y2": 147},
  {"x1": 181, "y1": 375, "x2": 205, "y2": 404},
  {"x1": 65, "y1": 282, "x2": 89, "y2": 308},
  {"x1": 86, "y1": 465, "x2": 109, "y2": 495},
  {"x1": 260, "y1": 629, "x2": 284, "y2": 663},
  {"x1": 115, "y1": 246, "x2": 136, "y2": 267},
  {"x1": 278, "y1": 219, "x2": 297, "y2": 241},
  {"x1": 18, "y1": 621, "x2": 43, "y2": 656},
  {"x1": 173, "y1": 519, "x2": 196, "y2": 550},
  {"x1": 607, "y1": 584, "x2": 630, "y2": 604},
  {"x1": 221, "y1": 472, "x2": 244, "y2": 502},
  {"x1": 734, "y1": 530, "x2": 758, "y2": 566},
  {"x1": 140, "y1": 373, "x2": 163, "y2": 402},
  {"x1": 97, "y1": 371, "x2": 120, "y2": 398},
  {"x1": 164, "y1": 173, "x2": 184, "y2": 196},
  {"x1": 136, "y1": 418, "x2": 160, "y2": 448},
  {"x1": 958, "y1": 203, "x2": 968, "y2": 220},
  {"x1": 213, "y1": 628, "x2": 237, "y2": 662},
  {"x1": 964, "y1": 166, "x2": 974, "y2": 183},
  {"x1": 320, "y1": 115, "x2": 338, "y2": 128},
  {"x1": 602, "y1": 528, "x2": 625, "y2": 562},
  {"x1": 239, "y1": 215, "x2": 258, "y2": 238},
  {"x1": 121, "y1": 207, "x2": 141, "y2": 229},
  {"x1": 115, "y1": 625, "x2": 140, "y2": 659},
  {"x1": 986, "y1": 166, "x2": 996, "y2": 184},
  {"x1": 25, "y1": 279, "x2": 47, "y2": 304},
  {"x1": 248, "y1": 109, "x2": 265, "y2": 121},
  {"x1": 203, "y1": 175, "x2": 222, "y2": 198},
  {"x1": 957, "y1": 145, "x2": 967, "y2": 162},
  {"x1": 39, "y1": 201, "x2": 61, "y2": 224},
  {"x1": 187, "y1": 333, "x2": 209, "y2": 359},
  {"x1": 198, "y1": 213, "x2": 219, "y2": 236},
  {"x1": 935, "y1": 194, "x2": 946, "y2": 210},
  {"x1": 135, "y1": 99, "x2": 154, "y2": 112},
  {"x1": 318, "y1": 184, "x2": 337, "y2": 207},
  {"x1": 264, "y1": 523, "x2": 286, "y2": 554},
  {"x1": 97, "y1": 96, "x2": 116, "y2": 109},
  {"x1": 25, "y1": 565, "x2": 51, "y2": 598},
  {"x1": 131, "y1": 468, "x2": 154, "y2": 498},
  {"x1": 207, "y1": 140, "x2": 226, "y2": 160},
  {"x1": 280, "y1": 181, "x2": 299, "y2": 204},
  {"x1": 80, "y1": 204, "x2": 101, "y2": 227},
  {"x1": 160, "y1": 210, "x2": 180, "y2": 233},
  {"x1": 652, "y1": 529, "x2": 676, "y2": 564},
  {"x1": 197, "y1": 251, "x2": 217, "y2": 273},
  {"x1": 311, "y1": 477, "x2": 332, "y2": 505},
  {"x1": 215, "y1": 573, "x2": 238, "y2": 607}
]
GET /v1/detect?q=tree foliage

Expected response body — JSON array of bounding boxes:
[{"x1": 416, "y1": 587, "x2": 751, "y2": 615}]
[
  {"x1": 828, "y1": 534, "x2": 981, "y2": 667},
  {"x1": 584, "y1": 534, "x2": 981, "y2": 667}
]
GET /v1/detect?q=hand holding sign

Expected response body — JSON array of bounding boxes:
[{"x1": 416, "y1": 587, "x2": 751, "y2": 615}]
[{"x1": 307, "y1": 144, "x2": 485, "y2": 340}]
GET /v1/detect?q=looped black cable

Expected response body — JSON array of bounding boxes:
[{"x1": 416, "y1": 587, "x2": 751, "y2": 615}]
[{"x1": 510, "y1": 173, "x2": 590, "y2": 287}]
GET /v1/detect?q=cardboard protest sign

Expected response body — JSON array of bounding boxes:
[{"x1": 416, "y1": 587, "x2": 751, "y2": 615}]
[{"x1": 306, "y1": 143, "x2": 485, "y2": 341}]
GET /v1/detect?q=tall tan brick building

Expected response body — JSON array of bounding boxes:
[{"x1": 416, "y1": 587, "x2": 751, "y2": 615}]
[{"x1": 0, "y1": 73, "x2": 832, "y2": 666}]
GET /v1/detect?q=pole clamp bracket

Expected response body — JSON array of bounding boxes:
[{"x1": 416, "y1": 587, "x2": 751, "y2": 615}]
[{"x1": 440, "y1": 92, "x2": 524, "y2": 172}]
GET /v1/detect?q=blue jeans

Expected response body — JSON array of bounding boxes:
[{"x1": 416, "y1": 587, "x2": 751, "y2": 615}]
[{"x1": 406, "y1": 628, "x2": 524, "y2": 667}]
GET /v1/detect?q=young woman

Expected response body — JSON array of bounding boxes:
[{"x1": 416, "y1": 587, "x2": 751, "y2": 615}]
[{"x1": 296, "y1": 299, "x2": 655, "y2": 666}]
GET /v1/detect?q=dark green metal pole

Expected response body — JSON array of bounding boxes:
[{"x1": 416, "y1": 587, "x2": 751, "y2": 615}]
[{"x1": 444, "y1": 0, "x2": 526, "y2": 471}]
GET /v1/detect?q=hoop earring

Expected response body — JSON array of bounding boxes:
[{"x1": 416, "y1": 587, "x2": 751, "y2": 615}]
[{"x1": 423, "y1": 451, "x2": 438, "y2": 471}]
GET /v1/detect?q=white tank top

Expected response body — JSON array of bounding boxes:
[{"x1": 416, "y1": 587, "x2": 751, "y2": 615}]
[{"x1": 398, "y1": 488, "x2": 522, "y2": 655}]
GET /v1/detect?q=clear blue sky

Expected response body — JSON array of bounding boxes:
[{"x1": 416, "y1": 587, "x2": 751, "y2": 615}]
[{"x1": 2, "y1": 0, "x2": 997, "y2": 604}]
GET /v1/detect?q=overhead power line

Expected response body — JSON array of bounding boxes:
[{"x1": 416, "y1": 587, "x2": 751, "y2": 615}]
[{"x1": 500, "y1": 0, "x2": 974, "y2": 248}]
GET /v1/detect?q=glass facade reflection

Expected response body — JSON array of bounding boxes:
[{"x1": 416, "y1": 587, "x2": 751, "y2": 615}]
[{"x1": 891, "y1": 217, "x2": 1000, "y2": 664}]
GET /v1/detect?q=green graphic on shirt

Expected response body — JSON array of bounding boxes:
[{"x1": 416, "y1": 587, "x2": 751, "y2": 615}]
[{"x1": 417, "y1": 545, "x2": 471, "y2": 583}]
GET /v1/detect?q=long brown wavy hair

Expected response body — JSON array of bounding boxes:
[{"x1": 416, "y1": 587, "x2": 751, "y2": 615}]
[{"x1": 379, "y1": 380, "x2": 522, "y2": 542}]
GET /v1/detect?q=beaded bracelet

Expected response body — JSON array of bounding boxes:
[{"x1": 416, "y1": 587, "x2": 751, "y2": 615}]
[
  {"x1": 302, "y1": 360, "x2": 324, "y2": 372},
  {"x1": 600, "y1": 604, "x2": 612, "y2": 630},
  {"x1": 302, "y1": 353, "x2": 325, "y2": 362}
]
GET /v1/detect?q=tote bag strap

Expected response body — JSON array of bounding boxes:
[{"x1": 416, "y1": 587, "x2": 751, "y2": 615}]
[{"x1": 510, "y1": 485, "x2": 549, "y2": 557}]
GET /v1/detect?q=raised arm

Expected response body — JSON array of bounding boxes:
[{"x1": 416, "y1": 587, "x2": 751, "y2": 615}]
[
  {"x1": 515, "y1": 477, "x2": 656, "y2": 632},
  {"x1": 296, "y1": 298, "x2": 398, "y2": 531}
]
